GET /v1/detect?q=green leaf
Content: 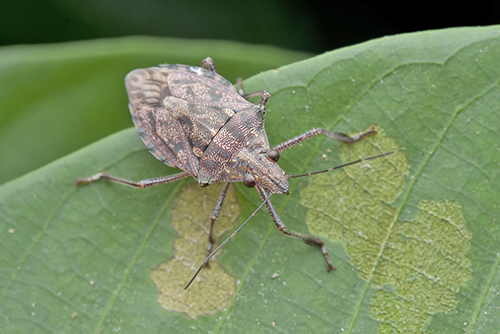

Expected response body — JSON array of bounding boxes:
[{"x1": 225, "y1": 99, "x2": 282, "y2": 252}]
[
  {"x1": 0, "y1": 36, "x2": 311, "y2": 184},
  {"x1": 1, "y1": 26, "x2": 500, "y2": 333}
]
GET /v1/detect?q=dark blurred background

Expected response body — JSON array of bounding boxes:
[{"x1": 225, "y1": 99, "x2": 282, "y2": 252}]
[{"x1": 1, "y1": 0, "x2": 499, "y2": 53}]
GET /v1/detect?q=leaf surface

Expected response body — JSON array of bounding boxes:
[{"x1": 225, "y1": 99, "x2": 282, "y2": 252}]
[{"x1": 1, "y1": 27, "x2": 500, "y2": 333}]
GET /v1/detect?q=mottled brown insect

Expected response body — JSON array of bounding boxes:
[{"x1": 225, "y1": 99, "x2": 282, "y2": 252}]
[{"x1": 76, "y1": 58, "x2": 392, "y2": 289}]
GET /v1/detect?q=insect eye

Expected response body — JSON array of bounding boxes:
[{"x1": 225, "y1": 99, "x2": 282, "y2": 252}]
[
  {"x1": 267, "y1": 150, "x2": 280, "y2": 162},
  {"x1": 243, "y1": 175, "x2": 256, "y2": 188}
]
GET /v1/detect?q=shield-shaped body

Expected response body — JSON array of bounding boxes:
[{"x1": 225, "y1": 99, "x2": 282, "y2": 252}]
[{"x1": 126, "y1": 63, "x2": 288, "y2": 193}]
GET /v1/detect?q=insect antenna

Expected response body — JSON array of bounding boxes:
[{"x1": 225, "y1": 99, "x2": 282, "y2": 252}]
[
  {"x1": 287, "y1": 151, "x2": 395, "y2": 179},
  {"x1": 185, "y1": 193, "x2": 272, "y2": 290}
]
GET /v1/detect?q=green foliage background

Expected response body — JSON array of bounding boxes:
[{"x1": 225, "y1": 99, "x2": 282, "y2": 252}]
[{"x1": 1, "y1": 26, "x2": 500, "y2": 333}]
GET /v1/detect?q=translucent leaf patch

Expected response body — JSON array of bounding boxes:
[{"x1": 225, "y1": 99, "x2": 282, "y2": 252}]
[{"x1": 301, "y1": 128, "x2": 471, "y2": 333}]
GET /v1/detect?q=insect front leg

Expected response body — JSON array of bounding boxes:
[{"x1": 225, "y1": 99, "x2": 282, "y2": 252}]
[
  {"x1": 75, "y1": 171, "x2": 190, "y2": 188},
  {"x1": 236, "y1": 78, "x2": 269, "y2": 100},
  {"x1": 205, "y1": 182, "x2": 231, "y2": 268},
  {"x1": 255, "y1": 185, "x2": 335, "y2": 271},
  {"x1": 272, "y1": 126, "x2": 376, "y2": 152}
]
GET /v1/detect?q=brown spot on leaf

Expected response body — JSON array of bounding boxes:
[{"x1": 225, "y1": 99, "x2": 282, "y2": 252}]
[{"x1": 150, "y1": 182, "x2": 241, "y2": 319}]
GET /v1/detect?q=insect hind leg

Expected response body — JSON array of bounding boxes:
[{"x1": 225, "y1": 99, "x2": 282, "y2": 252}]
[{"x1": 75, "y1": 171, "x2": 190, "y2": 189}]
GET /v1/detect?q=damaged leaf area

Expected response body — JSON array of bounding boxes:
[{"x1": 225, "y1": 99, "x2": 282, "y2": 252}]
[
  {"x1": 370, "y1": 200, "x2": 471, "y2": 333},
  {"x1": 301, "y1": 128, "x2": 472, "y2": 333},
  {"x1": 302, "y1": 127, "x2": 409, "y2": 280},
  {"x1": 151, "y1": 182, "x2": 240, "y2": 318}
]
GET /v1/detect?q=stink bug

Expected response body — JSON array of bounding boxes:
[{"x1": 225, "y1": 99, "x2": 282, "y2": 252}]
[{"x1": 76, "y1": 57, "x2": 393, "y2": 289}]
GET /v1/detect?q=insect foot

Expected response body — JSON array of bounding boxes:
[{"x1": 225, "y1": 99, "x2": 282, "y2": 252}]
[{"x1": 76, "y1": 58, "x2": 394, "y2": 289}]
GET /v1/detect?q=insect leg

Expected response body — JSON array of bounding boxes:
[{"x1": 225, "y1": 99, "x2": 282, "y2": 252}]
[
  {"x1": 199, "y1": 58, "x2": 265, "y2": 100},
  {"x1": 236, "y1": 78, "x2": 269, "y2": 99},
  {"x1": 75, "y1": 171, "x2": 190, "y2": 189},
  {"x1": 272, "y1": 126, "x2": 376, "y2": 152},
  {"x1": 205, "y1": 182, "x2": 231, "y2": 267},
  {"x1": 256, "y1": 185, "x2": 335, "y2": 271},
  {"x1": 200, "y1": 57, "x2": 217, "y2": 73}
]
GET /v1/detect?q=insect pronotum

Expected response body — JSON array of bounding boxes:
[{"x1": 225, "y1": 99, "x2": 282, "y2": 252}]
[{"x1": 76, "y1": 57, "x2": 394, "y2": 289}]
